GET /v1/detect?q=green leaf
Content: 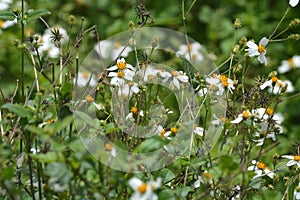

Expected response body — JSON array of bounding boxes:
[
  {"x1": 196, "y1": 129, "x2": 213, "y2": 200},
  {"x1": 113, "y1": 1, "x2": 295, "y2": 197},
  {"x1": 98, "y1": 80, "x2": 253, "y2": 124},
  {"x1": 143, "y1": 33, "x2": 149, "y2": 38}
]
[
  {"x1": 178, "y1": 186, "x2": 193, "y2": 198},
  {"x1": 0, "y1": 10, "x2": 16, "y2": 21},
  {"x1": 158, "y1": 189, "x2": 176, "y2": 200},
  {"x1": 159, "y1": 168, "x2": 176, "y2": 183},
  {"x1": 74, "y1": 111, "x2": 99, "y2": 129},
  {"x1": 26, "y1": 9, "x2": 51, "y2": 21},
  {"x1": 2, "y1": 103, "x2": 32, "y2": 118},
  {"x1": 134, "y1": 137, "x2": 163, "y2": 153}
]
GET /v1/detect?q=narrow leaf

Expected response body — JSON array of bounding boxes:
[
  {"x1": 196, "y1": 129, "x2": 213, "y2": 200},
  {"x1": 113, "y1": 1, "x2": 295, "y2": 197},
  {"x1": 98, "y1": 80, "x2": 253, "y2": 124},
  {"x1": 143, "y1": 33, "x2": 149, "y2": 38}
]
[
  {"x1": 0, "y1": 10, "x2": 16, "y2": 21},
  {"x1": 26, "y1": 9, "x2": 51, "y2": 21},
  {"x1": 2, "y1": 103, "x2": 32, "y2": 118}
]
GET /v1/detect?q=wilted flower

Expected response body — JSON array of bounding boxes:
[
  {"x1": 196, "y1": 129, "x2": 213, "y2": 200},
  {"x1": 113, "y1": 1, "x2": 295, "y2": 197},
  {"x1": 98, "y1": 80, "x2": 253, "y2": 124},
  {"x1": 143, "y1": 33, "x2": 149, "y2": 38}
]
[
  {"x1": 137, "y1": 64, "x2": 159, "y2": 82},
  {"x1": 128, "y1": 177, "x2": 161, "y2": 200},
  {"x1": 245, "y1": 37, "x2": 268, "y2": 65},
  {"x1": 38, "y1": 26, "x2": 69, "y2": 58}
]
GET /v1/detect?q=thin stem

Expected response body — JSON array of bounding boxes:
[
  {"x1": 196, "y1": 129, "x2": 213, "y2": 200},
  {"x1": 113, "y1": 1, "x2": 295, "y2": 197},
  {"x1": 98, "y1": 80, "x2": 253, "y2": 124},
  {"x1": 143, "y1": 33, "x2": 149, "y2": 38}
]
[
  {"x1": 269, "y1": 7, "x2": 290, "y2": 40},
  {"x1": 30, "y1": 54, "x2": 40, "y2": 92}
]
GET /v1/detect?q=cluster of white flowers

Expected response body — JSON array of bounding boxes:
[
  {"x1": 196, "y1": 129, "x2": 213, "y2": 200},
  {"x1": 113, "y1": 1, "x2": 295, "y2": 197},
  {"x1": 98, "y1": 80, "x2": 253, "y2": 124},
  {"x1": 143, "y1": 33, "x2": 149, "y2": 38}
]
[{"x1": 231, "y1": 107, "x2": 283, "y2": 146}]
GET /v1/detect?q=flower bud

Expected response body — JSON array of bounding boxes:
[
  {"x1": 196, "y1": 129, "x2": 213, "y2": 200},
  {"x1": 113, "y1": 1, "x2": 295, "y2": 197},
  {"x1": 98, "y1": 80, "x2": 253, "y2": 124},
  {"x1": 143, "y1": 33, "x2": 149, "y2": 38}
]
[
  {"x1": 234, "y1": 18, "x2": 242, "y2": 29},
  {"x1": 289, "y1": 18, "x2": 300, "y2": 28}
]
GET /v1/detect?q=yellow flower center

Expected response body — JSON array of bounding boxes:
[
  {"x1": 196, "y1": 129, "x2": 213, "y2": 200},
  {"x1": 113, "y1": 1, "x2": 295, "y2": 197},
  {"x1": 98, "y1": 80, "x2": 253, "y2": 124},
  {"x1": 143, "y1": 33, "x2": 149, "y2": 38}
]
[
  {"x1": 105, "y1": 143, "x2": 112, "y2": 151},
  {"x1": 171, "y1": 71, "x2": 178, "y2": 77},
  {"x1": 257, "y1": 162, "x2": 266, "y2": 169},
  {"x1": 85, "y1": 95, "x2": 94, "y2": 102},
  {"x1": 0, "y1": 20, "x2": 4, "y2": 28},
  {"x1": 82, "y1": 72, "x2": 90, "y2": 79},
  {"x1": 266, "y1": 107, "x2": 274, "y2": 115},
  {"x1": 288, "y1": 58, "x2": 295, "y2": 67},
  {"x1": 128, "y1": 81, "x2": 134, "y2": 86},
  {"x1": 131, "y1": 107, "x2": 138, "y2": 114},
  {"x1": 160, "y1": 129, "x2": 166, "y2": 139},
  {"x1": 47, "y1": 119, "x2": 55, "y2": 124},
  {"x1": 212, "y1": 73, "x2": 218, "y2": 78},
  {"x1": 294, "y1": 155, "x2": 300, "y2": 161},
  {"x1": 117, "y1": 71, "x2": 125, "y2": 78},
  {"x1": 220, "y1": 75, "x2": 229, "y2": 87},
  {"x1": 114, "y1": 42, "x2": 122, "y2": 49},
  {"x1": 257, "y1": 45, "x2": 266, "y2": 54},
  {"x1": 170, "y1": 127, "x2": 178, "y2": 134},
  {"x1": 242, "y1": 111, "x2": 250, "y2": 119},
  {"x1": 117, "y1": 61, "x2": 126, "y2": 70},
  {"x1": 138, "y1": 183, "x2": 147, "y2": 194},
  {"x1": 202, "y1": 172, "x2": 212, "y2": 179},
  {"x1": 271, "y1": 76, "x2": 278, "y2": 83}
]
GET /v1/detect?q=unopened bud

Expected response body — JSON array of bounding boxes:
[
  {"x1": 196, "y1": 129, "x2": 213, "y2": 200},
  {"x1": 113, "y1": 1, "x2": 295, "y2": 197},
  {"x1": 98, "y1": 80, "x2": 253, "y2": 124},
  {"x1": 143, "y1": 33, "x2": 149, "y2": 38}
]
[
  {"x1": 288, "y1": 34, "x2": 300, "y2": 41},
  {"x1": 69, "y1": 15, "x2": 75, "y2": 24},
  {"x1": 151, "y1": 37, "x2": 158, "y2": 48},
  {"x1": 234, "y1": 18, "x2": 242, "y2": 29},
  {"x1": 289, "y1": 18, "x2": 300, "y2": 28}
]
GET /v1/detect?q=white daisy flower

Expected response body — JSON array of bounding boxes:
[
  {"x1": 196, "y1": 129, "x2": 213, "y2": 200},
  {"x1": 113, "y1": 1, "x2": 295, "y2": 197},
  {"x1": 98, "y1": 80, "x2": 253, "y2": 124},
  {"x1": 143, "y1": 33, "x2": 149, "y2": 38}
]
[
  {"x1": 107, "y1": 58, "x2": 134, "y2": 72},
  {"x1": 245, "y1": 37, "x2": 268, "y2": 65},
  {"x1": 0, "y1": 0, "x2": 12, "y2": 10},
  {"x1": 231, "y1": 110, "x2": 251, "y2": 124},
  {"x1": 176, "y1": 42, "x2": 204, "y2": 63},
  {"x1": 94, "y1": 40, "x2": 132, "y2": 60},
  {"x1": 194, "y1": 126, "x2": 204, "y2": 136},
  {"x1": 294, "y1": 182, "x2": 300, "y2": 200},
  {"x1": 247, "y1": 160, "x2": 274, "y2": 179},
  {"x1": 74, "y1": 72, "x2": 97, "y2": 87},
  {"x1": 118, "y1": 81, "x2": 140, "y2": 97},
  {"x1": 128, "y1": 177, "x2": 161, "y2": 200},
  {"x1": 281, "y1": 155, "x2": 300, "y2": 168},
  {"x1": 193, "y1": 170, "x2": 212, "y2": 188},
  {"x1": 260, "y1": 76, "x2": 294, "y2": 94},
  {"x1": 137, "y1": 64, "x2": 159, "y2": 82},
  {"x1": 211, "y1": 114, "x2": 227, "y2": 125},
  {"x1": 206, "y1": 74, "x2": 236, "y2": 96},
  {"x1": 289, "y1": 0, "x2": 299, "y2": 7},
  {"x1": 278, "y1": 55, "x2": 300, "y2": 73},
  {"x1": 126, "y1": 107, "x2": 144, "y2": 122}
]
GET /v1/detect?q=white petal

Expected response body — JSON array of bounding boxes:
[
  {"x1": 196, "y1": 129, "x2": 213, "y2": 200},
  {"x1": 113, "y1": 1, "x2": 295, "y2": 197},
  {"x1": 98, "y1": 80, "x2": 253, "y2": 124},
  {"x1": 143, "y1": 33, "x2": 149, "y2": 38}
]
[
  {"x1": 172, "y1": 77, "x2": 180, "y2": 89},
  {"x1": 258, "y1": 54, "x2": 267, "y2": 65},
  {"x1": 260, "y1": 80, "x2": 272, "y2": 90},
  {"x1": 278, "y1": 61, "x2": 291, "y2": 73},
  {"x1": 231, "y1": 115, "x2": 243, "y2": 124},
  {"x1": 259, "y1": 37, "x2": 269, "y2": 46},
  {"x1": 177, "y1": 75, "x2": 189, "y2": 83},
  {"x1": 289, "y1": 0, "x2": 299, "y2": 7}
]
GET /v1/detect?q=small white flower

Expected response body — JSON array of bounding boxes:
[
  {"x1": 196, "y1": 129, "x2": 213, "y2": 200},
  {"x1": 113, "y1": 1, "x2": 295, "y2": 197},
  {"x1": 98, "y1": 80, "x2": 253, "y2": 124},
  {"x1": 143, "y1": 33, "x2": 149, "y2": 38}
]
[
  {"x1": 231, "y1": 111, "x2": 251, "y2": 124},
  {"x1": 107, "y1": 58, "x2": 134, "y2": 72},
  {"x1": 105, "y1": 143, "x2": 117, "y2": 158},
  {"x1": 194, "y1": 126, "x2": 204, "y2": 136},
  {"x1": 94, "y1": 40, "x2": 132, "y2": 60},
  {"x1": 289, "y1": 0, "x2": 299, "y2": 7},
  {"x1": 247, "y1": 160, "x2": 274, "y2": 179},
  {"x1": 278, "y1": 56, "x2": 300, "y2": 73},
  {"x1": 118, "y1": 81, "x2": 140, "y2": 97},
  {"x1": 294, "y1": 182, "x2": 300, "y2": 200},
  {"x1": 126, "y1": 107, "x2": 144, "y2": 122},
  {"x1": 206, "y1": 74, "x2": 235, "y2": 96},
  {"x1": 211, "y1": 114, "x2": 226, "y2": 125},
  {"x1": 74, "y1": 72, "x2": 97, "y2": 87},
  {"x1": 281, "y1": 155, "x2": 300, "y2": 168},
  {"x1": 176, "y1": 42, "x2": 204, "y2": 63},
  {"x1": 260, "y1": 76, "x2": 294, "y2": 94},
  {"x1": 0, "y1": 0, "x2": 12, "y2": 10},
  {"x1": 137, "y1": 64, "x2": 159, "y2": 82},
  {"x1": 30, "y1": 147, "x2": 40, "y2": 154},
  {"x1": 245, "y1": 37, "x2": 268, "y2": 65},
  {"x1": 128, "y1": 177, "x2": 161, "y2": 200},
  {"x1": 198, "y1": 87, "x2": 208, "y2": 97},
  {"x1": 193, "y1": 170, "x2": 212, "y2": 188}
]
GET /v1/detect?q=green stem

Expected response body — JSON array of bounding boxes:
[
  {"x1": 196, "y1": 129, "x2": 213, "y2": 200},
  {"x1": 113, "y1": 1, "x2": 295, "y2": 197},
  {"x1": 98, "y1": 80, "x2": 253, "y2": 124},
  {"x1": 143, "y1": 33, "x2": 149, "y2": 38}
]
[{"x1": 269, "y1": 7, "x2": 290, "y2": 40}]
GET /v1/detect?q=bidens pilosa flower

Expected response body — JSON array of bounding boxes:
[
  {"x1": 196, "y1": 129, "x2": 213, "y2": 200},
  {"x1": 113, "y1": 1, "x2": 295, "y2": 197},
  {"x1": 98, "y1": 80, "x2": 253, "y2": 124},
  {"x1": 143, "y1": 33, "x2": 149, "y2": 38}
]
[
  {"x1": 128, "y1": 177, "x2": 161, "y2": 200},
  {"x1": 245, "y1": 37, "x2": 268, "y2": 65}
]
